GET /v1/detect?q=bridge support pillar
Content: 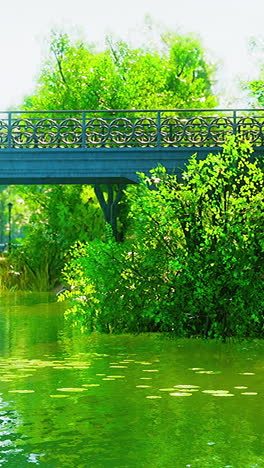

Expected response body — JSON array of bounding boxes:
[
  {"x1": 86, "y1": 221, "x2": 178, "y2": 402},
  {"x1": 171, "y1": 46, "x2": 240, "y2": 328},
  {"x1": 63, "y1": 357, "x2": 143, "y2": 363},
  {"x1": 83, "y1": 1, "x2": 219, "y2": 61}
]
[{"x1": 94, "y1": 184, "x2": 126, "y2": 241}]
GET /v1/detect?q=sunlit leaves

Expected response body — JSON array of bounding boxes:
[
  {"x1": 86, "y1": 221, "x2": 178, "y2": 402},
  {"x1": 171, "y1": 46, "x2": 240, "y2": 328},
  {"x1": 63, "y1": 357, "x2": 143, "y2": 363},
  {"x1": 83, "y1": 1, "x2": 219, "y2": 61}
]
[
  {"x1": 22, "y1": 31, "x2": 217, "y2": 112},
  {"x1": 5, "y1": 184, "x2": 105, "y2": 290},
  {"x1": 62, "y1": 138, "x2": 263, "y2": 338}
]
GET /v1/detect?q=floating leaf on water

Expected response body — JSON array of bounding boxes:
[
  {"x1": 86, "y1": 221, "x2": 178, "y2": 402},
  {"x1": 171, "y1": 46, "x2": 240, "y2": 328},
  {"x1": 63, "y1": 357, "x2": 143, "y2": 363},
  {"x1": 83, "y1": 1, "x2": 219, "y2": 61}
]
[
  {"x1": 238, "y1": 372, "x2": 255, "y2": 375},
  {"x1": 140, "y1": 377, "x2": 152, "y2": 380},
  {"x1": 142, "y1": 369, "x2": 159, "y2": 372},
  {"x1": 146, "y1": 396, "x2": 162, "y2": 399},
  {"x1": 212, "y1": 393, "x2": 234, "y2": 397},
  {"x1": 50, "y1": 394, "x2": 70, "y2": 398},
  {"x1": 107, "y1": 376, "x2": 125, "y2": 379},
  {"x1": 170, "y1": 392, "x2": 192, "y2": 397},
  {"x1": 8, "y1": 390, "x2": 35, "y2": 394},
  {"x1": 96, "y1": 374, "x2": 105, "y2": 376},
  {"x1": 207, "y1": 442, "x2": 216, "y2": 446},
  {"x1": 203, "y1": 390, "x2": 230, "y2": 394},
  {"x1": 195, "y1": 370, "x2": 216, "y2": 374},
  {"x1": 175, "y1": 388, "x2": 193, "y2": 392},
  {"x1": 240, "y1": 392, "x2": 258, "y2": 395},
  {"x1": 159, "y1": 388, "x2": 175, "y2": 392},
  {"x1": 189, "y1": 368, "x2": 204, "y2": 371},
  {"x1": 102, "y1": 378, "x2": 115, "y2": 381},
  {"x1": 81, "y1": 384, "x2": 100, "y2": 387},
  {"x1": 52, "y1": 366, "x2": 70, "y2": 369},
  {"x1": 136, "y1": 362, "x2": 152, "y2": 365},
  {"x1": 234, "y1": 386, "x2": 248, "y2": 389},
  {"x1": 64, "y1": 362, "x2": 88, "y2": 367},
  {"x1": 57, "y1": 388, "x2": 87, "y2": 392},
  {"x1": 136, "y1": 385, "x2": 151, "y2": 388}
]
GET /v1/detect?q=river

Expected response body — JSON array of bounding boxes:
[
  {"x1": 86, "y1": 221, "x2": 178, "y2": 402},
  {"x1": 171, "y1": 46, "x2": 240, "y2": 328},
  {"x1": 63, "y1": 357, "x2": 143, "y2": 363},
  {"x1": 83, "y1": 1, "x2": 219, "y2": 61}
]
[{"x1": 0, "y1": 292, "x2": 263, "y2": 468}]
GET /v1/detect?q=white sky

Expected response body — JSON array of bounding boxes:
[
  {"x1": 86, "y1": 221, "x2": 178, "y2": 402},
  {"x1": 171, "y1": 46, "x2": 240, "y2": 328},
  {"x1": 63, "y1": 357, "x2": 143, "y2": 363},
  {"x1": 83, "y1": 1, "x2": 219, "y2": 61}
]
[{"x1": 0, "y1": 0, "x2": 263, "y2": 109}]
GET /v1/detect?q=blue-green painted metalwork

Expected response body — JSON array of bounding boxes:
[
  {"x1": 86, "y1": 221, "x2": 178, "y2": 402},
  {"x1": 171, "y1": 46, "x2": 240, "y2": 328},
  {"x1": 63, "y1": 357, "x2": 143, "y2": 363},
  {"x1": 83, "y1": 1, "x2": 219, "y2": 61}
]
[{"x1": 0, "y1": 109, "x2": 264, "y2": 149}]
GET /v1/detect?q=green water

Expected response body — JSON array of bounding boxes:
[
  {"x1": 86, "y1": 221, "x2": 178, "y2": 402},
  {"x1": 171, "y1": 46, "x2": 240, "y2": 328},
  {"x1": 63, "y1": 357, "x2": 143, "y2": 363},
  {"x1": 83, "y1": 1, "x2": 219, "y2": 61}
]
[{"x1": 0, "y1": 293, "x2": 263, "y2": 468}]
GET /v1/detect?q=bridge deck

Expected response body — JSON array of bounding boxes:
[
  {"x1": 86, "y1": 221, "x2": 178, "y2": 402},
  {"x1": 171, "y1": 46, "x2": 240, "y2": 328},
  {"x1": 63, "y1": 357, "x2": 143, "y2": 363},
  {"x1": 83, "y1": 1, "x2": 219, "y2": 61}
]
[{"x1": 0, "y1": 109, "x2": 263, "y2": 184}]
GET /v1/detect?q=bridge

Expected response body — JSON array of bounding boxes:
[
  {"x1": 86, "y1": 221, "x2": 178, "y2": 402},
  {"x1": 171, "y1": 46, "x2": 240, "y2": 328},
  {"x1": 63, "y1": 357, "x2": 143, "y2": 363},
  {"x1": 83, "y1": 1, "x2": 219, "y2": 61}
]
[{"x1": 0, "y1": 108, "x2": 263, "y2": 185}]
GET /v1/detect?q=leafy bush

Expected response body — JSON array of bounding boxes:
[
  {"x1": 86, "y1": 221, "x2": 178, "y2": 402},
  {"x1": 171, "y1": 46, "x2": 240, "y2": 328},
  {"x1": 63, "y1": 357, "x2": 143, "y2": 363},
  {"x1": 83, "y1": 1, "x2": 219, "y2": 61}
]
[
  {"x1": 0, "y1": 185, "x2": 105, "y2": 291},
  {"x1": 61, "y1": 138, "x2": 264, "y2": 339}
]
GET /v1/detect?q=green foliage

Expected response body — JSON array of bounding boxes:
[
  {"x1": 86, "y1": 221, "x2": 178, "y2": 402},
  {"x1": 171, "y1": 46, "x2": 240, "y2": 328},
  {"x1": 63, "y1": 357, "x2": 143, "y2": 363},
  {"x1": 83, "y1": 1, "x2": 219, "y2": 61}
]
[
  {"x1": 244, "y1": 76, "x2": 264, "y2": 106},
  {"x1": 0, "y1": 186, "x2": 30, "y2": 245},
  {"x1": 22, "y1": 31, "x2": 217, "y2": 111},
  {"x1": 2, "y1": 185, "x2": 105, "y2": 290},
  {"x1": 61, "y1": 138, "x2": 264, "y2": 339},
  {"x1": 5, "y1": 27, "x2": 218, "y2": 292},
  {"x1": 243, "y1": 38, "x2": 264, "y2": 106}
]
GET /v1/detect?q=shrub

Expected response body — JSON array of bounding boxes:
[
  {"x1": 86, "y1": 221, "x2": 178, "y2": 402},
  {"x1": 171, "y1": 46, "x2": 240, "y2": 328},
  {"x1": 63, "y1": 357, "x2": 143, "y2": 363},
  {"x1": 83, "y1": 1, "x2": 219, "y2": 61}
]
[{"x1": 61, "y1": 138, "x2": 264, "y2": 339}]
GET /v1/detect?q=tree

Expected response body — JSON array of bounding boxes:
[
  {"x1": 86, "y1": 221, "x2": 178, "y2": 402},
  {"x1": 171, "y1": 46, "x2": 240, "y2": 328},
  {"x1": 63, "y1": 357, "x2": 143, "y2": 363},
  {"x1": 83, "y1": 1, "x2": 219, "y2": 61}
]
[{"x1": 22, "y1": 31, "x2": 217, "y2": 111}]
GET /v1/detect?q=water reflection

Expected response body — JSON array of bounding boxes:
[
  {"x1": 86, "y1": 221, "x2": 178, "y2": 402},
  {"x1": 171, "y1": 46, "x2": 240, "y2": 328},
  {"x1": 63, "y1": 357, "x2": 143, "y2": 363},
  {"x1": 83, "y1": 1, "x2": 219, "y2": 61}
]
[{"x1": 0, "y1": 293, "x2": 263, "y2": 467}]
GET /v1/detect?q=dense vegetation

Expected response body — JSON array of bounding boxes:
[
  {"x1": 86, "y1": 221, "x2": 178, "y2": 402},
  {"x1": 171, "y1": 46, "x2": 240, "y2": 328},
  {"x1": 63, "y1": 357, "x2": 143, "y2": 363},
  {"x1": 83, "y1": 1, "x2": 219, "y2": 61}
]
[
  {"x1": 60, "y1": 138, "x2": 264, "y2": 339},
  {"x1": 0, "y1": 30, "x2": 263, "y2": 339},
  {"x1": 0, "y1": 29, "x2": 218, "y2": 290},
  {"x1": 0, "y1": 185, "x2": 105, "y2": 290},
  {"x1": 22, "y1": 31, "x2": 217, "y2": 111}
]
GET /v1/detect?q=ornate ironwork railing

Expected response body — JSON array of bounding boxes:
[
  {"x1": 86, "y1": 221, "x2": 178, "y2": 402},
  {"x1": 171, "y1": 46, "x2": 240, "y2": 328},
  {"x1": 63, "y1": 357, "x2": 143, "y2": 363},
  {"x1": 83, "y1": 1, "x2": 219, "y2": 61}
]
[{"x1": 0, "y1": 109, "x2": 264, "y2": 149}]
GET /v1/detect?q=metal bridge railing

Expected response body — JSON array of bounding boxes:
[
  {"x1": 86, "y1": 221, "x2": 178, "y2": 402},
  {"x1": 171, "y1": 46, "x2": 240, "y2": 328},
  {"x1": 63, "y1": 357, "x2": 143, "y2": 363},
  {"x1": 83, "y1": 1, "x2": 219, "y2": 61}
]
[{"x1": 0, "y1": 109, "x2": 264, "y2": 149}]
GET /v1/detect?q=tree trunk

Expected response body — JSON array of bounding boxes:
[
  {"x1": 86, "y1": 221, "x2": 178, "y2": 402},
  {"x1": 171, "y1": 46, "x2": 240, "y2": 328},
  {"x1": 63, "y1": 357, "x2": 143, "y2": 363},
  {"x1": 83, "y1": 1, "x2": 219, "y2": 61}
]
[{"x1": 94, "y1": 184, "x2": 126, "y2": 241}]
